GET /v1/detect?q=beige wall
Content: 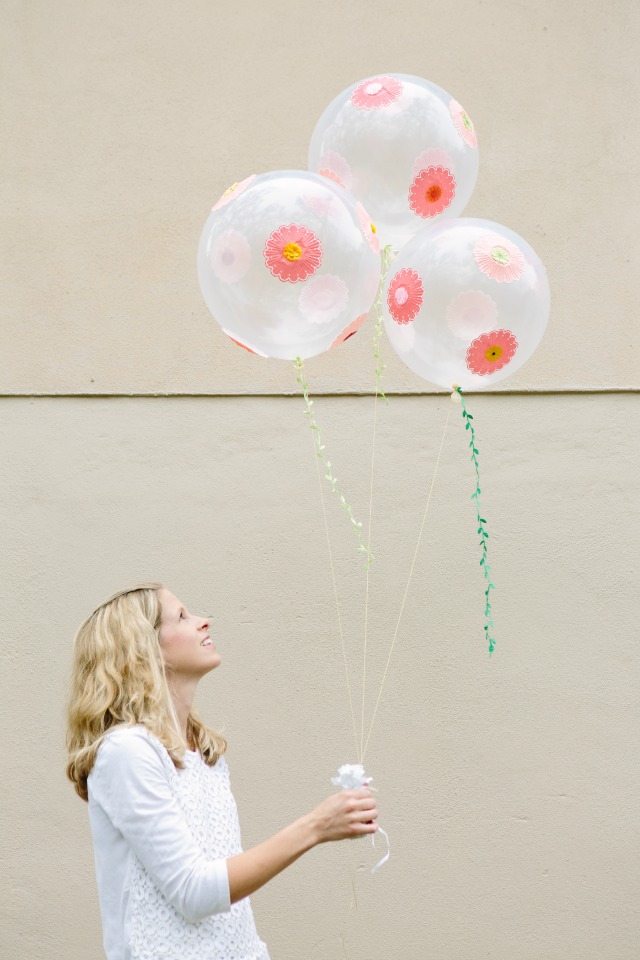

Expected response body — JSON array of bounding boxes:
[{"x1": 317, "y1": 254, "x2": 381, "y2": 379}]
[{"x1": 1, "y1": 1, "x2": 638, "y2": 958}]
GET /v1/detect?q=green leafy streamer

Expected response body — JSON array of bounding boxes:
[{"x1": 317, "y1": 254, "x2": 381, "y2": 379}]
[
  {"x1": 371, "y1": 244, "x2": 395, "y2": 402},
  {"x1": 455, "y1": 386, "x2": 495, "y2": 654},
  {"x1": 294, "y1": 356, "x2": 374, "y2": 567}
]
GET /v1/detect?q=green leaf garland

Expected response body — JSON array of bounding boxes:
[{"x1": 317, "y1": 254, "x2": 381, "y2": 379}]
[{"x1": 455, "y1": 386, "x2": 495, "y2": 654}]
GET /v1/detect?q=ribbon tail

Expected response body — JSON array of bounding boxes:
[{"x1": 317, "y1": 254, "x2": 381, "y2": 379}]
[{"x1": 370, "y1": 823, "x2": 390, "y2": 874}]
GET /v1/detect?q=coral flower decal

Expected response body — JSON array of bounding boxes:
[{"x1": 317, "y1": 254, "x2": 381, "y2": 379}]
[
  {"x1": 351, "y1": 75, "x2": 403, "y2": 110},
  {"x1": 409, "y1": 166, "x2": 456, "y2": 218},
  {"x1": 330, "y1": 314, "x2": 367, "y2": 349},
  {"x1": 387, "y1": 268, "x2": 424, "y2": 324},
  {"x1": 356, "y1": 202, "x2": 380, "y2": 254},
  {"x1": 466, "y1": 329, "x2": 518, "y2": 376},
  {"x1": 221, "y1": 329, "x2": 268, "y2": 358},
  {"x1": 449, "y1": 100, "x2": 477, "y2": 148},
  {"x1": 299, "y1": 274, "x2": 349, "y2": 325},
  {"x1": 210, "y1": 230, "x2": 251, "y2": 284},
  {"x1": 264, "y1": 224, "x2": 322, "y2": 283},
  {"x1": 474, "y1": 234, "x2": 525, "y2": 283},
  {"x1": 212, "y1": 174, "x2": 256, "y2": 212}
]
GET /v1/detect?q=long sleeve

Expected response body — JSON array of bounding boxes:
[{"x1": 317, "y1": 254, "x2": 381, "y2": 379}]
[{"x1": 90, "y1": 727, "x2": 231, "y2": 923}]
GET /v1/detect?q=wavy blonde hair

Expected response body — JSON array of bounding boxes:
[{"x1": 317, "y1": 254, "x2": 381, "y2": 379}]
[{"x1": 66, "y1": 582, "x2": 226, "y2": 801}]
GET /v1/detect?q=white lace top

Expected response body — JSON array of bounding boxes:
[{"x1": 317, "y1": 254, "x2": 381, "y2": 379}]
[{"x1": 87, "y1": 725, "x2": 270, "y2": 960}]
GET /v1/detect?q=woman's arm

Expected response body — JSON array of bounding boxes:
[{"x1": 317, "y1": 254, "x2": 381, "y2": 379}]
[{"x1": 227, "y1": 788, "x2": 378, "y2": 903}]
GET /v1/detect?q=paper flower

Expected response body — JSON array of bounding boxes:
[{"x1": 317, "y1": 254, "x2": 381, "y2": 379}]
[
  {"x1": 330, "y1": 313, "x2": 367, "y2": 349},
  {"x1": 299, "y1": 274, "x2": 349, "y2": 325},
  {"x1": 411, "y1": 148, "x2": 454, "y2": 178},
  {"x1": 466, "y1": 329, "x2": 518, "y2": 375},
  {"x1": 474, "y1": 234, "x2": 525, "y2": 283},
  {"x1": 409, "y1": 166, "x2": 456, "y2": 218},
  {"x1": 210, "y1": 230, "x2": 251, "y2": 284},
  {"x1": 331, "y1": 763, "x2": 372, "y2": 790},
  {"x1": 356, "y1": 202, "x2": 380, "y2": 254},
  {"x1": 264, "y1": 224, "x2": 322, "y2": 283},
  {"x1": 212, "y1": 174, "x2": 256, "y2": 212},
  {"x1": 387, "y1": 267, "x2": 424, "y2": 324},
  {"x1": 449, "y1": 100, "x2": 477, "y2": 148},
  {"x1": 318, "y1": 151, "x2": 353, "y2": 190},
  {"x1": 446, "y1": 290, "x2": 498, "y2": 339},
  {"x1": 221, "y1": 329, "x2": 268, "y2": 358},
  {"x1": 351, "y1": 75, "x2": 403, "y2": 110}
]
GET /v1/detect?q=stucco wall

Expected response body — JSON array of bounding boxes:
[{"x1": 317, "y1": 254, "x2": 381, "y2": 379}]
[{"x1": 1, "y1": 1, "x2": 638, "y2": 958}]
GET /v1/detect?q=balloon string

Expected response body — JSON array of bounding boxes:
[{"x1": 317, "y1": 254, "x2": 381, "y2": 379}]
[
  {"x1": 295, "y1": 357, "x2": 373, "y2": 567},
  {"x1": 362, "y1": 404, "x2": 451, "y2": 763},
  {"x1": 296, "y1": 359, "x2": 360, "y2": 757},
  {"x1": 360, "y1": 246, "x2": 394, "y2": 762},
  {"x1": 455, "y1": 387, "x2": 495, "y2": 654}
]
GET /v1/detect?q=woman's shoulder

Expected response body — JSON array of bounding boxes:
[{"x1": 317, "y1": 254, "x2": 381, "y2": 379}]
[{"x1": 93, "y1": 724, "x2": 170, "y2": 777}]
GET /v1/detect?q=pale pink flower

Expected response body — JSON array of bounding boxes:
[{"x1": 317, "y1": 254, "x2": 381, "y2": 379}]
[
  {"x1": 212, "y1": 174, "x2": 256, "y2": 211},
  {"x1": 409, "y1": 166, "x2": 456, "y2": 218},
  {"x1": 298, "y1": 274, "x2": 349, "y2": 325},
  {"x1": 449, "y1": 99, "x2": 478, "y2": 148},
  {"x1": 318, "y1": 151, "x2": 353, "y2": 190},
  {"x1": 210, "y1": 230, "x2": 251, "y2": 284},
  {"x1": 411, "y1": 148, "x2": 454, "y2": 179},
  {"x1": 330, "y1": 313, "x2": 367, "y2": 349},
  {"x1": 264, "y1": 224, "x2": 322, "y2": 283},
  {"x1": 474, "y1": 234, "x2": 525, "y2": 283},
  {"x1": 446, "y1": 290, "x2": 498, "y2": 339},
  {"x1": 466, "y1": 329, "x2": 518, "y2": 376},
  {"x1": 387, "y1": 268, "x2": 423, "y2": 324},
  {"x1": 351, "y1": 75, "x2": 403, "y2": 110},
  {"x1": 356, "y1": 202, "x2": 380, "y2": 254}
]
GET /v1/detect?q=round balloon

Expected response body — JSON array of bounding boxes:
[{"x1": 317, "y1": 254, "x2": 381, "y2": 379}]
[
  {"x1": 308, "y1": 74, "x2": 479, "y2": 252},
  {"x1": 382, "y1": 219, "x2": 549, "y2": 389},
  {"x1": 197, "y1": 171, "x2": 381, "y2": 360}
]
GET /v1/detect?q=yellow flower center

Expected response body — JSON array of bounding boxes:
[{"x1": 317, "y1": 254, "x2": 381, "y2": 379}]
[
  {"x1": 371, "y1": 223, "x2": 377, "y2": 234},
  {"x1": 491, "y1": 246, "x2": 510, "y2": 265},
  {"x1": 485, "y1": 344, "x2": 503, "y2": 362},
  {"x1": 426, "y1": 184, "x2": 442, "y2": 203},
  {"x1": 223, "y1": 182, "x2": 239, "y2": 198},
  {"x1": 283, "y1": 242, "x2": 303, "y2": 261}
]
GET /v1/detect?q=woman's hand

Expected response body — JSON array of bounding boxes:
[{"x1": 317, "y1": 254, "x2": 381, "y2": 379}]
[{"x1": 307, "y1": 788, "x2": 378, "y2": 844}]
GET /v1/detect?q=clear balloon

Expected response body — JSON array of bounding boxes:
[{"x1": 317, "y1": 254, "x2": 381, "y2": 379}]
[
  {"x1": 382, "y1": 219, "x2": 550, "y2": 390},
  {"x1": 308, "y1": 74, "x2": 479, "y2": 252},
  {"x1": 197, "y1": 171, "x2": 381, "y2": 360}
]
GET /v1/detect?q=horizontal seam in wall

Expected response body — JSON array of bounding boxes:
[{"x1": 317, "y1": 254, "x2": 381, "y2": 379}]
[{"x1": 0, "y1": 388, "x2": 638, "y2": 399}]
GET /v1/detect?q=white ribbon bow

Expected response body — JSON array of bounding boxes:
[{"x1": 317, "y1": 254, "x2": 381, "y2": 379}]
[{"x1": 331, "y1": 763, "x2": 390, "y2": 874}]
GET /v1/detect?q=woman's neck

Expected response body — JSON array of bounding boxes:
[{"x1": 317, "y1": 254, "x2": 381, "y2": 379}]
[{"x1": 168, "y1": 675, "x2": 199, "y2": 748}]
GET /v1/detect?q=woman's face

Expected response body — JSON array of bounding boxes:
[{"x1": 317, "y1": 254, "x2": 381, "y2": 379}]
[{"x1": 157, "y1": 588, "x2": 221, "y2": 678}]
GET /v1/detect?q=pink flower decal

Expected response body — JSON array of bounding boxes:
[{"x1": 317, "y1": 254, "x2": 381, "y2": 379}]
[
  {"x1": 318, "y1": 151, "x2": 353, "y2": 190},
  {"x1": 330, "y1": 314, "x2": 367, "y2": 349},
  {"x1": 466, "y1": 329, "x2": 518, "y2": 376},
  {"x1": 210, "y1": 230, "x2": 251, "y2": 284},
  {"x1": 387, "y1": 268, "x2": 424, "y2": 324},
  {"x1": 221, "y1": 329, "x2": 268, "y2": 358},
  {"x1": 319, "y1": 168, "x2": 346, "y2": 188},
  {"x1": 474, "y1": 234, "x2": 525, "y2": 283},
  {"x1": 356, "y1": 202, "x2": 380, "y2": 254},
  {"x1": 446, "y1": 290, "x2": 498, "y2": 339},
  {"x1": 264, "y1": 224, "x2": 322, "y2": 283},
  {"x1": 411, "y1": 148, "x2": 454, "y2": 179},
  {"x1": 450, "y1": 100, "x2": 477, "y2": 148},
  {"x1": 212, "y1": 175, "x2": 256, "y2": 211},
  {"x1": 298, "y1": 274, "x2": 349, "y2": 325},
  {"x1": 351, "y1": 75, "x2": 403, "y2": 110},
  {"x1": 409, "y1": 166, "x2": 456, "y2": 218}
]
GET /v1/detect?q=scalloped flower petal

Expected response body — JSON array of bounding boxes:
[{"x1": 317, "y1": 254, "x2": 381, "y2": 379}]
[
  {"x1": 264, "y1": 224, "x2": 323, "y2": 283},
  {"x1": 474, "y1": 234, "x2": 525, "y2": 283},
  {"x1": 212, "y1": 174, "x2": 256, "y2": 211},
  {"x1": 351, "y1": 75, "x2": 403, "y2": 110},
  {"x1": 409, "y1": 166, "x2": 456, "y2": 218},
  {"x1": 299, "y1": 273, "x2": 349, "y2": 325},
  {"x1": 466, "y1": 329, "x2": 518, "y2": 375},
  {"x1": 387, "y1": 268, "x2": 424, "y2": 324}
]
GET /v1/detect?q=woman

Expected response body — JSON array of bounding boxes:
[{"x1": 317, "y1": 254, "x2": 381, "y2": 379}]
[{"x1": 66, "y1": 583, "x2": 377, "y2": 960}]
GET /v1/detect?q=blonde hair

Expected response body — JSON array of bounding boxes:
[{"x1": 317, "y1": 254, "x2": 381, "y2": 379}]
[{"x1": 66, "y1": 582, "x2": 226, "y2": 801}]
